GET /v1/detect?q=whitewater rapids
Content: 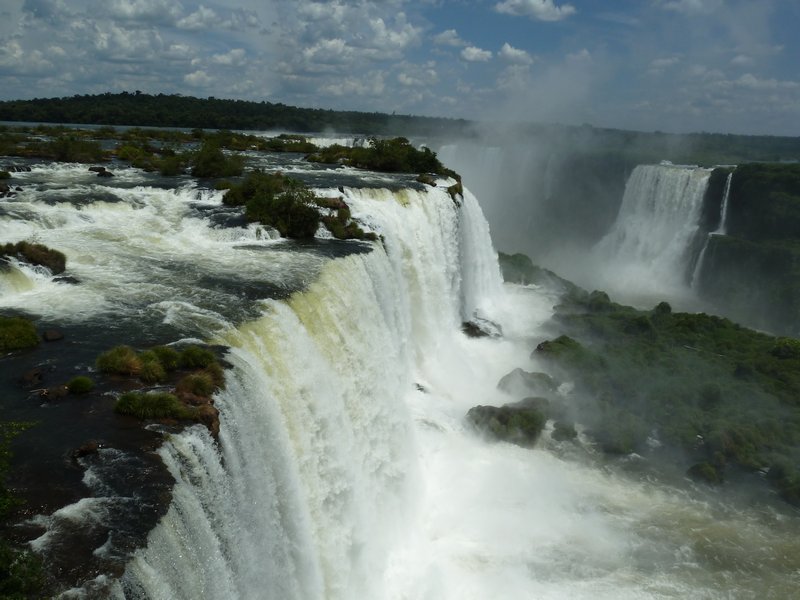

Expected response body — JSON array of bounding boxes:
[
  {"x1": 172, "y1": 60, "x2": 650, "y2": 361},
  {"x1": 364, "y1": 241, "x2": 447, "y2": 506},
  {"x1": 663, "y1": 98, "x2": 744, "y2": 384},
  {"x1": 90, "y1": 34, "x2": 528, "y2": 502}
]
[{"x1": 2, "y1": 161, "x2": 798, "y2": 599}]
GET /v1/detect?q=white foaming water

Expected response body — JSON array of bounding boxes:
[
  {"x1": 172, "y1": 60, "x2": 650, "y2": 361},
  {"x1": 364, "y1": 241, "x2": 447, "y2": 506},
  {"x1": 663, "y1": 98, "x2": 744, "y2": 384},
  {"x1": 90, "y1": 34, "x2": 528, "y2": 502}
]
[
  {"x1": 113, "y1": 183, "x2": 800, "y2": 600},
  {"x1": 0, "y1": 171, "x2": 320, "y2": 324},
  {"x1": 587, "y1": 164, "x2": 711, "y2": 305},
  {"x1": 7, "y1": 162, "x2": 800, "y2": 598}
]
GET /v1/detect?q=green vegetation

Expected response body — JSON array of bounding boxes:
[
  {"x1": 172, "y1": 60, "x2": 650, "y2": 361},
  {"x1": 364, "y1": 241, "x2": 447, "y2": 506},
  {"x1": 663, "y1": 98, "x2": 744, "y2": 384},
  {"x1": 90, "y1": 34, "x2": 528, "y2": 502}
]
[
  {"x1": 0, "y1": 316, "x2": 39, "y2": 352},
  {"x1": 190, "y1": 140, "x2": 244, "y2": 178},
  {"x1": 149, "y1": 346, "x2": 180, "y2": 371},
  {"x1": 115, "y1": 391, "x2": 195, "y2": 420},
  {"x1": 467, "y1": 401, "x2": 547, "y2": 448},
  {"x1": 66, "y1": 376, "x2": 94, "y2": 394},
  {"x1": 224, "y1": 170, "x2": 377, "y2": 240},
  {"x1": 178, "y1": 345, "x2": 217, "y2": 369},
  {"x1": 0, "y1": 171, "x2": 9, "y2": 179},
  {"x1": 223, "y1": 171, "x2": 320, "y2": 239},
  {"x1": 306, "y1": 137, "x2": 459, "y2": 180},
  {"x1": 0, "y1": 92, "x2": 468, "y2": 137},
  {"x1": 176, "y1": 372, "x2": 216, "y2": 397},
  {"x1": 533, "y1": 283, "x2": 800, "y2": 504},
  {"x1": 95, "y1": 345, "x2": 142, "y2": 376},
  {"x1": 1, "y1": 241, "x2": 66, "y2": 274}
]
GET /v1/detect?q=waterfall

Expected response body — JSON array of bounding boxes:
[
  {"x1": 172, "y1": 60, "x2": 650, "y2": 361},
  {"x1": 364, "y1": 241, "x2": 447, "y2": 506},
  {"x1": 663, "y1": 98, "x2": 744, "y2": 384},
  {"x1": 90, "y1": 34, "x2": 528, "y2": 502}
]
[
  {"x1": 590, "y1": 164, "x2": 711, "y2": 302},
  {"x1": 716, "y1": 171, "x2": 733, "y2": 236},
  {"x1": 691, "y1": 171, "x2": 734, "y2": 287},
  {"x1": 118, "y1": 186, "x2": 505, "y2": 599}
]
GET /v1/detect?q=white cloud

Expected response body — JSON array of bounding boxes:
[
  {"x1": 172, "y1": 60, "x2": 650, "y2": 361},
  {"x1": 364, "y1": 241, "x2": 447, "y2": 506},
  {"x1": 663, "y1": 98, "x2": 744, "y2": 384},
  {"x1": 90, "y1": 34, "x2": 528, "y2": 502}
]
[
  {"x1": 369, "y1": 14, "x2": 421, "y2": 54},
  {"x1": 184, "y1": 69, "x2": 213, "y2": 87},
  {"x1": 659, "y1": 0, "x2": 723, "y2": 15},
  {"x1": 650, "y1": 57, "x2": 680, "y2": 69},
  {"x1": 461, "y1": 46, "x2": 492, "y2": 62},
  {"x1": 495, "y1": 0, "x2": 576, "y2": 22},
  {"x1": 396, "y1": 63, "x2": 438, "y2": 87},
  {"x1": 107, "y1": 0, "x2": 181, "y2": 23},
  {"x1": 730, "y1": 54, "x2": 754, "y2": 67},
  {"x1": 433, "y1": 29, "x2": 466, "y2": 47},
  {"x1": 211, "y1": 48, "x2": 247, "y2": 66},
  {"x1": 177, "y1": 6, "x2": 218, "y2": 30},
  {"x1": 499, "y1": 43, "x2": 533, "y2": 65},
  {"x1": 321, "y1": 71, "x2": 386, "y2": 97},
  {"x1": 734, "y1": 73, "x2": 798, "y2": 90}
]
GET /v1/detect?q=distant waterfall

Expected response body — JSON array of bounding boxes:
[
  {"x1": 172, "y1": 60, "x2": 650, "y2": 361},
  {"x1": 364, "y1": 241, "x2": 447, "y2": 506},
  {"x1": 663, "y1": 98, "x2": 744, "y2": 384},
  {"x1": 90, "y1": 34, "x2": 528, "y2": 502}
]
[
  {"x1": 119, "y1": 186, "x2": 504, "y2": 599},
  {"x1": 716, "y1": 172, "x2": 733, "y2": 236},
  {"x1": 591, "y1": 164, "x2": 711, "y2": 301},
  {"x1": 691, "y1": 171, "x2": 733, "y2": 286}
]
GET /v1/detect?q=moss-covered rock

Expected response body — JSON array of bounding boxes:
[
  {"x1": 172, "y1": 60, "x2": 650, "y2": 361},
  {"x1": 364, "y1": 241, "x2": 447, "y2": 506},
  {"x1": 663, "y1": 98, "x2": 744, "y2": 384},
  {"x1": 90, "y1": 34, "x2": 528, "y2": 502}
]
[
  {"x1": 0, "y1": 316, "x2": 39, "y2": 352},
  {"x1": 466, "y1": 402, "x2": 547, "y2": 448},
  {"x1": 497, "y1": 368, "x2": 557, "y2": 397}
]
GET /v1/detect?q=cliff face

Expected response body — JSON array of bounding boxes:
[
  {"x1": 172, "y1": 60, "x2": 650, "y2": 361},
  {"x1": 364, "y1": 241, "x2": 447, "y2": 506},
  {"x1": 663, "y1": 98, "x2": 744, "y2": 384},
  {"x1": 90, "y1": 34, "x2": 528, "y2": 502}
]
[{"x1": 696, "y1": 163, "x2": 800, "y2": 336}]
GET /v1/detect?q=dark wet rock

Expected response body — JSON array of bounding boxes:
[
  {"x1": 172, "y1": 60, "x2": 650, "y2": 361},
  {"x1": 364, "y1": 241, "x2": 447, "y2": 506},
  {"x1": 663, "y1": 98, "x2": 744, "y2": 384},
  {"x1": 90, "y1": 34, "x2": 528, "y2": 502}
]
[
  {"x1": 467, "y1": 402, "x2": 546, "y2": 447},
  {"x1": 88, "y1": 166, "x2": 106, "y2": 173},
  {"x1": 415, "y1": 383, "x2": 427, "y2": 393},
  {"x1": 9, "y1": 165, "x2": 31, "y2": 172},
  {"x1": 42, "y1": 385, "x2": 69, "y2": 400},
  {"x1": 54, "y1": 275, "x2": 80, "y2": 285},
  {"x1": 20, "y1": 367, "x2": 44, "y2": 387},
  {"x1": 97, "y1": 169, "x2": 114, "y2": 177},
  {"x1": 462, "y1": 317, "x2": 502, "y2": 338},
  {"x1": 42, "y1": 329, "x2": 64, "y2": 342},
  {"x1": 72, "y1": 441, "x2": 101, "y2": 460},
  {"x1": 497, "y1": 368, "x2": 558, "y2": 397},
  {"x1": 15, "y1": 186, "x2": 22, "y2": 192}
]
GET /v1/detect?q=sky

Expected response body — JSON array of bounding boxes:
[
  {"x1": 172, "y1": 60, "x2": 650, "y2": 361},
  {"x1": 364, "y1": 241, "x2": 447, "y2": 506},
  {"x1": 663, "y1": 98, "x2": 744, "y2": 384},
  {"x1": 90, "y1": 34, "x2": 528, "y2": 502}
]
[{"x1": 0, "y1": 0, "x2": 798, "y2": 136}]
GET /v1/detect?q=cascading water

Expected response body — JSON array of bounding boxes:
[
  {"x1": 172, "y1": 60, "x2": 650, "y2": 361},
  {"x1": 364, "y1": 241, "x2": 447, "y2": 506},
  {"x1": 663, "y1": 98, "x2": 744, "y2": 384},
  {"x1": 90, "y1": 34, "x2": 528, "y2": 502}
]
[
  {"x1": 691, "y1": 171, "x2": 733, "y2": 287},
  {"x1": 588, "y1": 164, "x2": 711, "y2": 304},
  {"x1": 4, "y1": 155, "x2": 800, "y2": 600}
]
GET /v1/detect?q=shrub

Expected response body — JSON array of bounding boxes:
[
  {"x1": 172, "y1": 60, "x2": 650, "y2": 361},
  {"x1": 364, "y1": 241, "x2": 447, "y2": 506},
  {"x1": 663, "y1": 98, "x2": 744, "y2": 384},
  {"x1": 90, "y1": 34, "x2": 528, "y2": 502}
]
[
  {"x1": 0, "y1": 171, "x2": 9, "y2": 180},
  {"x1": 66, "y1": 376, "x2": 94, "y2": 394},
  {"x1": 179, "y1": 345, "x2": 216, "y2": 369},
  {"x1": 190, "y1": 140, "x2": 244, "y2": 178},
  {"x1": 149, "y1": 346, "x2": 180, "y2": 371},
  {"x1": 245, "y1": 183, "x2": 320, "y2": 239},
  {"x1": 96, "y1": 345, "x2": 141, "y2": 376},
  {"x1": 115, "y1": 391, "x2": 194, "y2": 420},
  {"x1": 138, "y1": 357, "x2": 166, "y2": 384},
  {"x1": 176, "y1": 372, "x2": 216, "y2": 397},
  {"x1": 0, "y1": 317, "x2": 39, "y2": 352}
]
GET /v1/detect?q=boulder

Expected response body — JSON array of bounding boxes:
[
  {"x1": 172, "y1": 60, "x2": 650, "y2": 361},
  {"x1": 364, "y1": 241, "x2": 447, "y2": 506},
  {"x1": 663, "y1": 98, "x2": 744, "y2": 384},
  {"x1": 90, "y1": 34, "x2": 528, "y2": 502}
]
[
  {"x1": 20, "y1": 367, "x2": 44, "y2": 387},
  {"x1": 497, "y1": 368, "x2": 557, "y2": 397},
  {"x1": 42, "y1": 329, "x2": 64, "y2": 342},
  {"x1": 466, "y1": 402, "x2": 546, "y2": 447},
  {"x1": 72, "y1": 441, "x2": 101, "y2": 460},
  {"x1": 462, "y1": 317, "x2": 502, "y2": 339},
  {"x1": 97, "y1": 170, "x2": 114, "y2": 178},
  {"x1": 88, "y1": 166, "x2": 106, "y2": 173}
]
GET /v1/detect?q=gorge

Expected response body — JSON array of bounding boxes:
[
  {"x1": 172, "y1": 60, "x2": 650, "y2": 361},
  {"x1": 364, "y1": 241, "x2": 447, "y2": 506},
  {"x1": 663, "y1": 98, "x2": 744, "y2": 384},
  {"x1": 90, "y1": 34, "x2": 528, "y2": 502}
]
[{"x1": 1, "y1": 127, "x2": 800, "y2": 599}]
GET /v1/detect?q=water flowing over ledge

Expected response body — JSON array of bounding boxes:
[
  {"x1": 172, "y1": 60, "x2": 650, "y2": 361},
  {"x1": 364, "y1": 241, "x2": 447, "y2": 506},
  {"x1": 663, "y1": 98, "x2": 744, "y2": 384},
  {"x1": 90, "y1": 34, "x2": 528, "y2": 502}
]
[{"x1": 118, "y1": 185, "x2": 506, "y2": 599}]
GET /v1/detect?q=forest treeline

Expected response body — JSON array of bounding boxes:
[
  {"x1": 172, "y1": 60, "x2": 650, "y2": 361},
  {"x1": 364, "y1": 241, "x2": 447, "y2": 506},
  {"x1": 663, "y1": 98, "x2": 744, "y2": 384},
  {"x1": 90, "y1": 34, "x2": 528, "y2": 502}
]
[
  {"x1": 0, "y1": 92, "x2": 469, "y2": 137},
  {"x1": 1, "y1": 92, "x2": 800, "y2": 164}
]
